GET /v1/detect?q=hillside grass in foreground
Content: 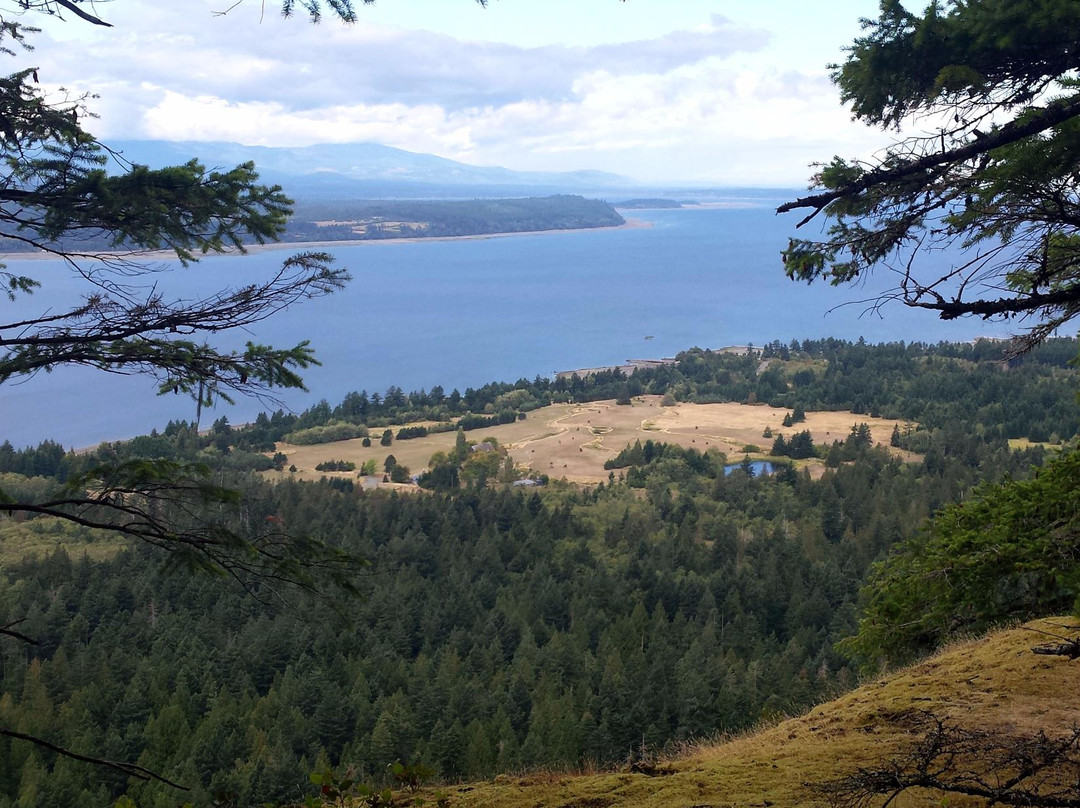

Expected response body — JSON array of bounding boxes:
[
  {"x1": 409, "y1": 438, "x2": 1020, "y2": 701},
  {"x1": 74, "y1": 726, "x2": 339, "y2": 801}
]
[{"x1": 446, "y1": 618, "x2": 1080, "y2": 808}]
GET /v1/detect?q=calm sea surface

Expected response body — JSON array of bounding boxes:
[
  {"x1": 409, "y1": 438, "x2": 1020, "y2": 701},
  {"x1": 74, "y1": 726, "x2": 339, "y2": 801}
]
[{"x1": 2, "y1": 200, "x2": 1013, "y2": 448}]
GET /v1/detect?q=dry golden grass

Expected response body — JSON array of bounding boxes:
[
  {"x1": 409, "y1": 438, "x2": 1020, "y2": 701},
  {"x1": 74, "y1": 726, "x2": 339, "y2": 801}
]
[
  {"x1": 271, "y1": 397, "x2": 914, "y2": 486},
  {"x1": 443, "y1": 618, "x2": 1080, "y2": 808},
  {"x1": 0, "y1": 518, "x2": 129, "y2": 563},
  {"x1": 1008, "y1": 437, "x2": 1061, "y2": 451},
  {"x1": 510, "y1": 397, "x2": 912, "y2": 483},
  {"x1": 267, "y1": 404, "x2": 580, "y2": 484}
]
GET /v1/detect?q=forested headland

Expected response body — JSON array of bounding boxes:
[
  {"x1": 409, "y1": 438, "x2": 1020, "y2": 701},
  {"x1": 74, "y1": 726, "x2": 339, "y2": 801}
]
[
  {"x1": 1, "y1": 338, "x2": 1078, "y2": 806},
  {"x1": 282, "y1": 196, "x2": 625, "y2": 243},
  {"x1": 0, "y1": 196, "x2": 625, "y2": 255},
  {"x1": 611, "y1": 199, "x2": 687, "y2": 209}
]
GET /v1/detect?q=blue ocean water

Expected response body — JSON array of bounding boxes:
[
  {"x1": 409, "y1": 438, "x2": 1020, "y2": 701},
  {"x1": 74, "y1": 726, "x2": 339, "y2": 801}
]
[{"x1": 2, "y1": 202, "x2": 1013, "y2": 448}]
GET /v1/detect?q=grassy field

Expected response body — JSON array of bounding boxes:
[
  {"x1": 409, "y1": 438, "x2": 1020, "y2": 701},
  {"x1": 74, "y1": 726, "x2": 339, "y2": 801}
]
[
  {"x1": 0, "y1": 518, "x2": 129, "y2": 563},
  {"x1": 271, "y1": 396, "x2": 914, "y2": 485},
  {"x1": 1008, "y1": 437, "x2": 1062, "y2": 451},
  {"x1": 442, "y1": 617, "x2": 1080, "y2": 808}
]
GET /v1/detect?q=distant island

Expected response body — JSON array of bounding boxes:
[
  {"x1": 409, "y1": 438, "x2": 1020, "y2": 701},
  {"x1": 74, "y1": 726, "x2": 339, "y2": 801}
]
[
  {"x1": 612, "y1": 198, "x2": 691, "y2": 209},
  {"x1": 0, "y1": 195, "x2": 626, "y2": 254},
  {"x1": 284, "y1": 195, "x2": 625, "y2": 243}
]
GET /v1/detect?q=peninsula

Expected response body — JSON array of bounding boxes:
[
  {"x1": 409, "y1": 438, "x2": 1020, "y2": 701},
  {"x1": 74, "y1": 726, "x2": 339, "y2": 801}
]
[
  {"x1": 0, "y1": 195, "x2": 626, "y2": 255},
  {"x1": 283, "y1": 195, "x2": 625, "y2": 242}
]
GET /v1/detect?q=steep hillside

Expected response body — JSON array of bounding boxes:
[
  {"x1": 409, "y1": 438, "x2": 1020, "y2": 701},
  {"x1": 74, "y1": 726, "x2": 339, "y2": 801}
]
[{"x1": 450, "y1": 618, "x2": 1080, "y2": 808}]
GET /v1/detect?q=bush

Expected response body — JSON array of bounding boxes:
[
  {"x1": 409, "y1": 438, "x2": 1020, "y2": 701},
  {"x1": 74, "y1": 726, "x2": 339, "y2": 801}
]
[
  {"x1": 840, "y1": 447, "x2": 1080, "y2": 670},
  {"x1": 315, "y1": 459, "x2": 357, "y2": 472},
  {"x1": 284, "y1": 421, "x2": 367, "y2": 445}
]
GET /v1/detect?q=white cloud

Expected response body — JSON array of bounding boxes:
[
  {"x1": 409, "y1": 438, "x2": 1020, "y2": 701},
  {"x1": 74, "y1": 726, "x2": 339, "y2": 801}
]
[
  {"x1": 39, "y1": 9, "x2": 766, "y2": 108},
  {"x1": 21, "y1": 2, "x2": 888, "y2": 185}
]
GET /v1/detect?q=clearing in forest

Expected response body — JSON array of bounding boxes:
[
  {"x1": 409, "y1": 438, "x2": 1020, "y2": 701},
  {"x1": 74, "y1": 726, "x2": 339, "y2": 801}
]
[{"x1": 272, "y1": 395, "x2": 912, "y2": 485}]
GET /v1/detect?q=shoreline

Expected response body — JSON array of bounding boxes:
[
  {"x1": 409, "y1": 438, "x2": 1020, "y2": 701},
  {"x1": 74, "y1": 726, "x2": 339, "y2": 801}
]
[{"x1": 0, "y1": 218, "x2": 652, "y2": 263}]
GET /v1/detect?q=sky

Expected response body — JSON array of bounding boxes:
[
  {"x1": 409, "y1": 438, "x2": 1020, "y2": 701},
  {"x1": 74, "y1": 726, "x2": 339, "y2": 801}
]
[{"x1": 24, "y1": 0, "x2": 894, "y2": 185}]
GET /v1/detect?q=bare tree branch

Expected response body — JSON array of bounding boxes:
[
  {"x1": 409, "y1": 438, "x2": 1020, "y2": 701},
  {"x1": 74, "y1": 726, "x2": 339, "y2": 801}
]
[
  {"x1": 809, "y1": 713, "x2": 1080, "y2": 808},
  {"x1": 51, "y1": 0, "x2": 111, "y2": 26},
  {"x1": 0, "y1": 458, "x2": 369, "y2": 604},
  {"x1": 0, "y1": 619, "x2": 38, "y2": 645},
  {"x1": 778, "y1": 95, "x2": 1080, "y2": 219},
  {"x1": 0, "y1": 729, "x2": 188, "y2": 789}
]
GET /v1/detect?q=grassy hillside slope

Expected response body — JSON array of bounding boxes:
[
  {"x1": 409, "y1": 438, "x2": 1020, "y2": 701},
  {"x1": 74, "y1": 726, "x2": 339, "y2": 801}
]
[{"x1": 448, "y1": 618, "x2": 1080, "y2": 808}]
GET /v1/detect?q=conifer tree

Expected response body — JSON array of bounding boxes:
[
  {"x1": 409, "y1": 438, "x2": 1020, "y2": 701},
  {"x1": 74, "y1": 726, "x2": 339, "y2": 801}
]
[
  {"x1": 779, "y1": 0, "x2": 1080, "y2": 347},
  {"x1": 0, "y1": 0, "x2": 372, "y2": 591},
  {"x1": 0, "y1": 0, "x2": 368, "y2": 790}
]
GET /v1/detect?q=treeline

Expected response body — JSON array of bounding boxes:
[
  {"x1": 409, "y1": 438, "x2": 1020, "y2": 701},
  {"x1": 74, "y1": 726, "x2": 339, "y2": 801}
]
[
  {"x1": 279, "y1": 337, "x2": 1080, "y2": 452},
  {"x1": 0, "y1": 196, "x2": 625, "y2": 254},
  {"x1": 606, "y1": 426, "x2": 887, "y2": 481},
  {"x1": 748, "y1": 338, "x2": 1080, "y2": 440},
  {"x1": 219, "y1": 335, "x2": 1080, "y2": 454},
  {"x1": 4, "y1": 338, "x2": 1076, "y2": 491},
  {"x1": 0, "y1": 427, "x2": 1049, "y2": 806},
  {"x1": 283, "y1": 196, "x2": 625, "y2": 243},
  {"x1": 0, "y1": 417, "x2": 279, "y2": 484}
]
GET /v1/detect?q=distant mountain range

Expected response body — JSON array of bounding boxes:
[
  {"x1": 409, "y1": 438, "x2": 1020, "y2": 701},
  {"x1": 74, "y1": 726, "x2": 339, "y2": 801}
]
[{"x1": 105, "y1": 140, "x2": 638, "y2": 199}]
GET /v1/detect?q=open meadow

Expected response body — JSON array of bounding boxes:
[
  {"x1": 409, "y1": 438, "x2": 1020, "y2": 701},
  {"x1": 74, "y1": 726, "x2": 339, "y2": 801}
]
[{"x1": 271, "y1": 395, "x2": 914, "y2": 485}]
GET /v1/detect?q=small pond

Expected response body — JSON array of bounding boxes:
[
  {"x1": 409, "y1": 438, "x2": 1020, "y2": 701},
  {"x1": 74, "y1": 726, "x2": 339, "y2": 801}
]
[{"x1": 722, "y1": 460, "x2": 778, "y2": 476}]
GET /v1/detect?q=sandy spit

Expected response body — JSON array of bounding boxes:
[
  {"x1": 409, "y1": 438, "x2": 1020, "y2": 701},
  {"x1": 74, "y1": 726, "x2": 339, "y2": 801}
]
[{"x1": 0, "y1": 219, "x2": 652, "y2": 263}]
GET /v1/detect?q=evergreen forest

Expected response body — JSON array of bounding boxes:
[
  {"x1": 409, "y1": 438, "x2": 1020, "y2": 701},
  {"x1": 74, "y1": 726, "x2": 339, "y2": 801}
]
[
  {"x1": 1, "y1": 338, "x2": 1077, "y2": 806},
  {"x1": 6, "y1": 1, "x2": 1080, "y2": 806},
  {"x1": 0, "y1": 196, "x2": 624, "y2": 255}
]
